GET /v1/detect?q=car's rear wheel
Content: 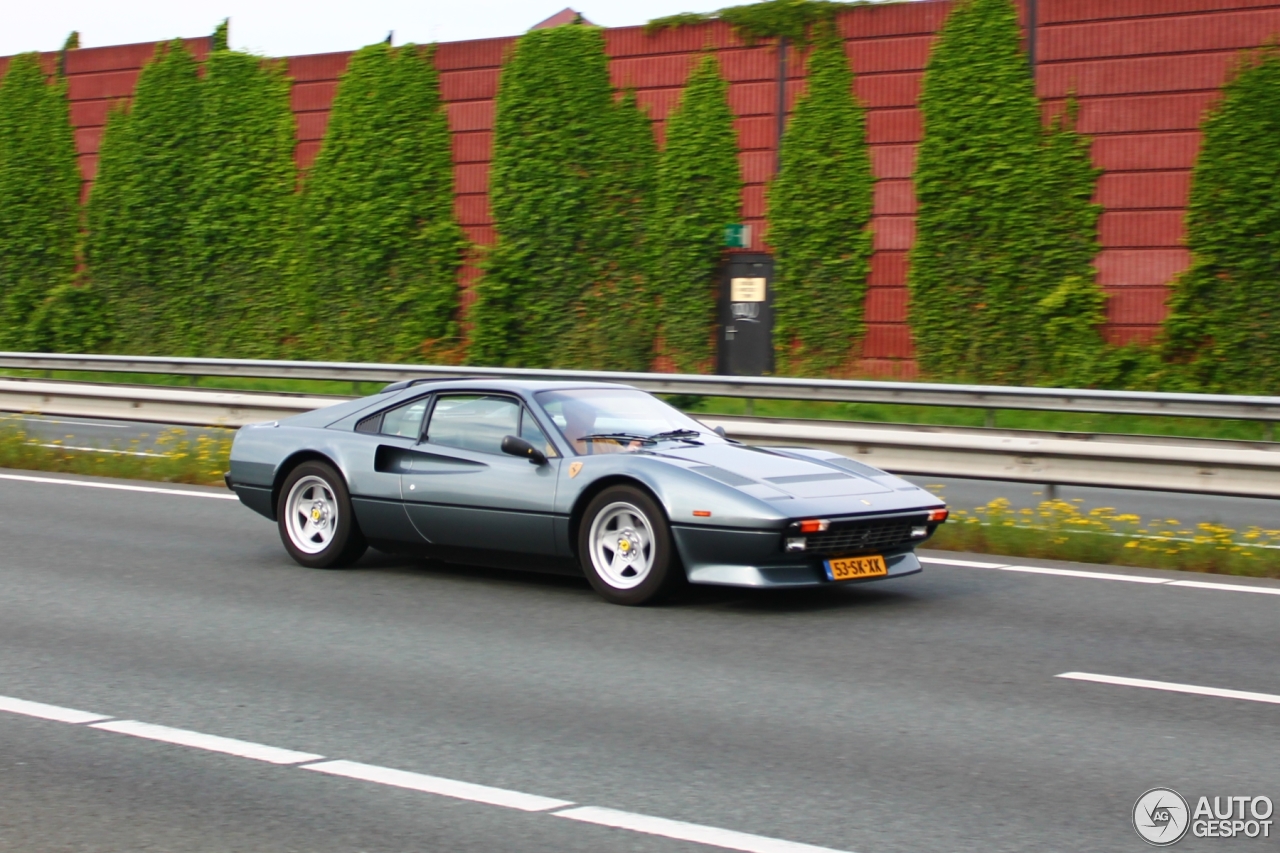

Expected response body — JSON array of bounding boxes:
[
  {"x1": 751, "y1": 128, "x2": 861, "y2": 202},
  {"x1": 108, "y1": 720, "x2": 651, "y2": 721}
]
[
  {"x1": 277, "y1": 461, "x2": 367, "y2": 569},
  {"x1": 578, "y1": 485, "x2": 682, "y2": 605}
]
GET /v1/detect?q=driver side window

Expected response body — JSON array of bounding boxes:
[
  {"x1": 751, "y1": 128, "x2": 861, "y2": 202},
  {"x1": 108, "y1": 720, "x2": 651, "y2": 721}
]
[{"x1": 425, "y1": 395, "x2": 520, "y2": 455}]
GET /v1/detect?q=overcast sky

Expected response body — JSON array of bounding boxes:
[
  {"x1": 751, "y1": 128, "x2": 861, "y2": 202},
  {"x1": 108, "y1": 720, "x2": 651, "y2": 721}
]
[{"x1": 1, "y1": 0, "x2": 860, "y2": 58}]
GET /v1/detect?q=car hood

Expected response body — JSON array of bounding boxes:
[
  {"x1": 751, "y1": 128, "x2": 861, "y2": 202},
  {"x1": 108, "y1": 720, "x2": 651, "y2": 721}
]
[{"x1": 652, "y1": 442, "x2": 896, "y2": 500}]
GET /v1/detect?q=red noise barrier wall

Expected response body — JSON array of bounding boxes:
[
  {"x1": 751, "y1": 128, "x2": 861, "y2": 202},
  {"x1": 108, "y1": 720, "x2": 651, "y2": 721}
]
[{"x1": 7, "y1": 0, "x2": 1280, "y2": 374}]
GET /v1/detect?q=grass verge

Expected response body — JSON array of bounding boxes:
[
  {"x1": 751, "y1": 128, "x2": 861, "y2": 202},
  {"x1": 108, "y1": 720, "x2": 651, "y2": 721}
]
[
  {"x1": 0, "y1": 419, "x2": 231, "y2": 487},
  {"x1": 929, "y1": 498, "x2": 1280, "y2": 578}
]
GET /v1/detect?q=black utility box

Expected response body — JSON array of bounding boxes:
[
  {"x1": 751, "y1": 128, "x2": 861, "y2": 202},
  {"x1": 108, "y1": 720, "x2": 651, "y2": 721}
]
[{"x1": 717, "y1": 253, "x2": 775, "y2": 376}]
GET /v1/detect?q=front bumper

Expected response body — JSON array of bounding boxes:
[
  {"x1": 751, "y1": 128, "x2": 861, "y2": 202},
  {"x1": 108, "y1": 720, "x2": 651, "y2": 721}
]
[{"x1": 672, "y1": 525, "x2": 923, "y2": 589}]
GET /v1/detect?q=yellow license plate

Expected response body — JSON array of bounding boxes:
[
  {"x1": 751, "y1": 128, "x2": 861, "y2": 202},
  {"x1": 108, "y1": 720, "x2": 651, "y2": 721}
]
[{"x1": 825, "y1": 554, "x2": 888, "y2": 581}]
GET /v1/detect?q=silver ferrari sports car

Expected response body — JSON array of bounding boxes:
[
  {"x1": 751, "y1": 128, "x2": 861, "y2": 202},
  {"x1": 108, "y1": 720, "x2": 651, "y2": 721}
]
[{"x1": 226, "y1": 379, "x2": 948, "y2": 605}]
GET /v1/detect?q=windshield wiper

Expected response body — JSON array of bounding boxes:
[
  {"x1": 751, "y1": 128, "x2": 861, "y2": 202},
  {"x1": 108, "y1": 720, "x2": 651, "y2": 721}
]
[
  {"x1": 648, "y1": 429, "x2": 703, "y2": 442},
  {"x1": 580, "y1": 432, "x2": 656, "y2": 445}
]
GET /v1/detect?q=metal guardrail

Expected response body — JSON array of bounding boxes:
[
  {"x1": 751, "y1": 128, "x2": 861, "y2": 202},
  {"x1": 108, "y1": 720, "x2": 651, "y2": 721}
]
[
  {"x1": 3, "y1": 351, "x2": 1280, "y2": 423},
  {"x1": 1, "y1": 375, "x2": 1279, "y2": 499}
]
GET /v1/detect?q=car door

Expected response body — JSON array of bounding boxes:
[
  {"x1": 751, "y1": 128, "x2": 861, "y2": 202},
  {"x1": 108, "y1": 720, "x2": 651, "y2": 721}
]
[
  {"x1": 399, "y1": 393, "x2": 560, "y2": 555},
  {"x1": 345, "y1": 395, "x2": 433, "y2": 543}
]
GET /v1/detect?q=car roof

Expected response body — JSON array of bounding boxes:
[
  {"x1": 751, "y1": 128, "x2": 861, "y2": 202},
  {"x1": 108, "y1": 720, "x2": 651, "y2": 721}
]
[{"x1": 379, "y1": 377, "x2": 638, "y2": 395}]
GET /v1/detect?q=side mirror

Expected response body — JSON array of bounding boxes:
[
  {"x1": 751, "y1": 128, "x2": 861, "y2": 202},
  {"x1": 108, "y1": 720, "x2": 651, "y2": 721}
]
[
  {"x1": 713, "y1": 425, "x2": 727, "y2": 438},
  {"x1": 502, "y1": 435, "x2": 548, "y2": 465}
]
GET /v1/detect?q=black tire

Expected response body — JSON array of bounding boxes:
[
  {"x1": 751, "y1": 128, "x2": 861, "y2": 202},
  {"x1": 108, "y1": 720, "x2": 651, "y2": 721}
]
[
  {"x1": 577, "y1": 485, "x2": 684, "y2": 605},
  {"x1": 276, "y1": 460, "x2": 367, "y2": 569}
]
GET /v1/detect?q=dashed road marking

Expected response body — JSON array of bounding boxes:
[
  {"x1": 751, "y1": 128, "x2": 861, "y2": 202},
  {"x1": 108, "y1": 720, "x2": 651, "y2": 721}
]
[
  {"x1": 90, "y1": 719, "x2": 325, "y2": 765},
  {"x1": 1057, "y1": 672, "x2": 1280, "y2": 706},
  {"x1": 554, "y1": 806, "x2": 846, "y2": 853},
  {"x1": 920, "y1": 556, "x2": 1280, "y2": 596},
  {"x1": 0, "y1": 472, "x2": 237, "y2": 500}
]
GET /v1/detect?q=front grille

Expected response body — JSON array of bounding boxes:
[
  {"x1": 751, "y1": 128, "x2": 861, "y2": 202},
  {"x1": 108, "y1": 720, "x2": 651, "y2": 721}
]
[{"x1": 800, "y1": 520, "x2": 919, "y2": 556}]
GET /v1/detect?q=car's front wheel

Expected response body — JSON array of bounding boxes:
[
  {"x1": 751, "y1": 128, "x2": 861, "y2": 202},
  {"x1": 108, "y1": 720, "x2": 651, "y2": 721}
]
[
  {"x1": 277, "y1": 460, "x2": 367, "y2": 569},
  {"x1": 578, "y1": 485, "x2": 682, "y2": 605}
]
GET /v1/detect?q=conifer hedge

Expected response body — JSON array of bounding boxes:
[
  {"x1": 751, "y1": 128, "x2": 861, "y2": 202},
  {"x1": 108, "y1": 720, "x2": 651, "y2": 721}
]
[
  {"x1": 908, "y1": 0, "x2": 1103, "y2": 385},
  {"x1": 767, "y1": 29, "x2": 873, "y2": 375},
  {"x1": 650, "y1": 54, "x2": 741, "y2": 372},
  {"x1": 0, "y1": 53, "x2": 82, "y2": 349},
  {"x1": 185, "y1": 49, "x2": 296, "y2": 358},
  {"x1": 86, "y1": 40, "x2": 202, "y2": 355},
  {"x1": 295, "y1": 42, "x2": 465, "y2": 362},
  {"x1": 470, "y1": 24, "x2": 650, "y2": 369},
  {"x1": 1162, "y1": 48, "x2": 1280, "y2": 394}
]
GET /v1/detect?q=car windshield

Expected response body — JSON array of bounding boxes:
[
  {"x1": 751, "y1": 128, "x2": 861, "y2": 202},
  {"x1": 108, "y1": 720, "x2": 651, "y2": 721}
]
[{"x1": 536, "y1": 389, "x2": 712, "y2": 456}]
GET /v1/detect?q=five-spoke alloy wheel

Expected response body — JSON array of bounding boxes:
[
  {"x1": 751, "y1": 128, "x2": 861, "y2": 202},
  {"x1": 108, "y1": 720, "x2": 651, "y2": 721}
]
[
  {"x1": 578, "y1": 485, "x2": 681, "y2": 605},
  {"x1": 277, "y1": 460, "x2": 367, "y2": 569}
]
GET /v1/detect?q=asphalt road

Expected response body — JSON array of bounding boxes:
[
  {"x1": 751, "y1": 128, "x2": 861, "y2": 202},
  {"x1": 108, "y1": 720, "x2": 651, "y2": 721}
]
[
  {"x1": 6, "y1": 412, "x2": 1279, "y2": 530},
  {"x1": 1, "y1": 468, "x2": 1278, "y2": 852}
]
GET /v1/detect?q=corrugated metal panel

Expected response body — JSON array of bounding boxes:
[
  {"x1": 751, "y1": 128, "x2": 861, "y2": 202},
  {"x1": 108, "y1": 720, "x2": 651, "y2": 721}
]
[
  {"x1": 861, "y1": 323, "x2": 914, "y2": 359},
  {"x1": 1041, "y1": 0, "x2": 1280, "y2": 25},
  {"x1": 463, "y1": 225, "x2": 496, "y2": 246},
  {"x1": 611, "y1": 54, "x2": 691, "y2": 89},
  {"x1": 73, "y1": 126, "x2": 102, "y2": 155},
  {"x1": 452, "y1": 132, "x2": 493, "y2": 164},
  {"x1": 295, "y1": 112, "x2": 328, "y2": 142},
  {"x1": 857, "y1": 357, "x2": 919, "y2": 379},
  {"x1": 734, "y1": 116, "x2": 775, "y2": 150},
  {"x1": 69, "y1": 100, "x2": 113, "y2": 128},
  {"x1": 63, "y1": 42, "x2": 155, "y2": 75},
  {"x1": 864, "y1": 286, "x2": 909, "y2": 323},
  {"x1": 1095, "y1": 171, "x2": 1191, "y2": 209},
  {"x1": 838, "y1": 1, "x2": 953, "y2": 39},
  {"x1": 454, "y1": 195, "x2": 491, "y2": 226},
  {"x1": 435, "y1": 37, "x2": 512, "y2": 70},
  {"x1": 439, "y1": 68, "x2": 500, "y2": 102},
  {"x1": 873, "y1": 179, "x2": 917, "y2": 215},
  {"x1": 846, "y1": 36, "x2": 934, "y2": 75},
  {"x1": 1069, "y1": 91, "x2": 1219, "y2": 134},
  {"x1": 291, "y1": 81, "x2": 337, "y2": 112},
  {"x1": 739, "y1": 150, "x2": 774, "y2": 184},
  {"x1": 870, "y1": 144, "x2": 917, "y2": 178},
  {"x1": 866, "y1": 109, "x2": 922, "y2": 144},
  {"x1": 636, "y1": 89, "x2": 681, "y2": 122},
  {"x1": 78, "y1": 154, "x2": 98, "y2": 182},
  {"x1": 741, "y1": 185, "x2": 767, "y2": 219},
  {"x1": 872, "y1": 217, "x2": 916, "y2": 251},
  {"x1": 1099, "y1": 210, "x2": 1186, "y2": 247},
  {"x1": 68, "y1": 70, "x2": 139, "y2": 101},
  {"x1": 718, "y1": 47, "x2": 783, "y2": 83},
  {"x1": 447, "y1": 101, "x2": 494, "y2": 133},
  {"x1": 1105, "y1": 326, "x2": 1159, "y2": 345},
  {"x1": 284, "y1": 52, "x2": 352, "y2": 83},
  {"x1": 855, "y1": 72, "x2": 923, "y2": 108},
  {"x1": 1036, "y1": 52, "x2": 1233, "y2": 98},
  {"x1": 1106, "y1": 286, "x2": 1171, "y2": 324},
  {"x1": 1091, "y1": 132, "x2": 1202, "y2": 170},
  {"x1": 454, "y1": 163, "x2": 489, "y2": 195},
  {"x1": 728, "y1": 81, "x2": 805, "y2": 116},
  {"x1": 1095, "y1": 248, "x2": 1191, "y2": 285},
  {"x1": 868, "y1": 251, "x2": 909, "y2": 286},
  {"x1": 295, "y1": 141, "x2": 322, "y2": 169},
  {"x1": 1040, "y1": 8, "x2": 1280, "y2": 62}
]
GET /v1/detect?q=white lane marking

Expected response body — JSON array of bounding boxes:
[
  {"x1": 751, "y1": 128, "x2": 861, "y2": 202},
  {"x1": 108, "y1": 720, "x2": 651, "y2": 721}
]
[
  {"x1": 554, "y1": 806, "x2": 849, "y2": 853},
  {"x1": 1057, "y1": 672, "x2": 1280, "y2": 706},
  {"x1": 916, "y1": 556, "x2": 1008, "y2": 569},
  {"x1": 997, "y1": 565, "x2": 1167, "y2": 584},
  {"x1": 89, "y1": 720, "x2": 325, "y2": 765},
  {"x1": 920, "y1": 556, "x2": 1280, "y2": 593},
  {"x1": 0, "y1": 472, "x2": 237, "y2": 500},
  {"x1": 0, "y1": 694, "x2": 112, "y2": 725},
  {"x1": 12, "y1": 416, "x2": 129, "y2": 428},
  {"x1": 1168, "y1": 579, "x2": 1280, "y2": 596},
  {"x1": 31, "y1": 442, "x2": 168, "y2": 458},
  {"x1": 303, "y1": 760, "x2": 573, "y2": 812}
]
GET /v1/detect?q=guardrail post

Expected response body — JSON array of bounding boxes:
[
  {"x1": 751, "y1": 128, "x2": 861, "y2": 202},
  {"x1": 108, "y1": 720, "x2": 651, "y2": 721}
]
[
  {"x1": 984, "y1": 409, "x2": 996, "y2": 429},
  {"x1": 1266, "y1": 422, "x2": 1275, "y2": 442}
]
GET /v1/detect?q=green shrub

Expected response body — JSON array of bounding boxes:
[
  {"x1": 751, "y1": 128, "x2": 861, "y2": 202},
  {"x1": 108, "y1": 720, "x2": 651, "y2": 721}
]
[
  {"x1": 1162, "y1": 48, "x2": 1280, "y2": 394},
  {"x1": 650, "y1": 54, "x2": 741, "y2": 372},
  {"x1": 768, "y1": 28, "x2": 873, "y2": 375},
  {"x1": 184, "y1": 50, "x2": 296, "y2": 358},
  {"x1": 0, "y1": 53, "x2": 81, "y2": 349},
  {"x1": 908, "y1": 0, "x2": 1104, "y2": 385},
  {"x1": 470, "y1": 24, "x2": 636, "y2": 368},
  {"x1": 86, "y1": 40, "x2": 202, "y2": 355},
  {"x1": 294, "y1": 43, "x2": 465, "y2": 362},
  {"x1": 648, "y1": 0, "x2": 869, "y2": 45}
]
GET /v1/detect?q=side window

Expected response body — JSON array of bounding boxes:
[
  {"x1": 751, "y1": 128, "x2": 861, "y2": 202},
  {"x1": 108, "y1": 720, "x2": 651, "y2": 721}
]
[
  {"x1": 520, "y1": 408, "x2": 555, "y2": 457},
  {"x1": 425, "y1": 395, "x2": 520, "y2": 455},
  {"x1": 380, "y1": 398, "x2": 430, "y2": 438}
]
